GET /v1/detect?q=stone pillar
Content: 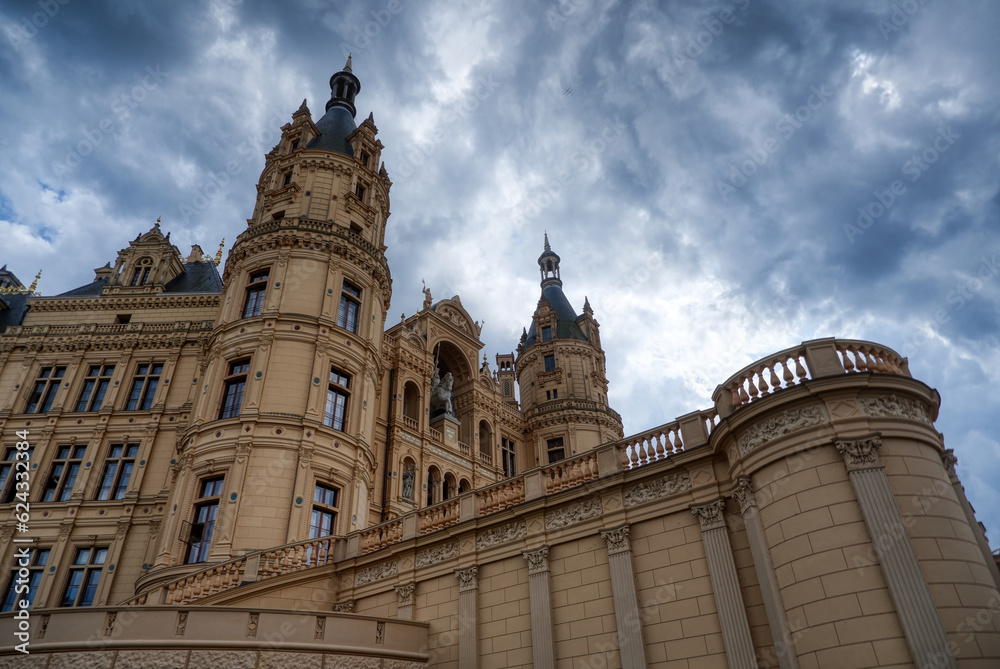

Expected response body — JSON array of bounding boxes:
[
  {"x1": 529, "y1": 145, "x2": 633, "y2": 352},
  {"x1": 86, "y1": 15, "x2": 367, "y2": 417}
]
[
  {"x1": 395, "y1": 582, "x2": 415, "y2": 621},
  {"x1": 599, "y1": 526, "x2": 647, "y2": 669},
  {"x1": 522, "y1": 546, "x2": 555, "y2": 669},
  {"x1": 455, "y1": 566, "x2": 479, "y2": 668},
  {"x1": 691, "y1": 499, "x2": 758, "y2": 669},
  {"x1": 941, "y1": 449, "x2": 1000, "y2": 593},
  {"x1": 731, "y1": 477, "x2": 799, "y2": 669},
  {"x1": 835, "y1": 434, "x2": 957, "y2": 669}
]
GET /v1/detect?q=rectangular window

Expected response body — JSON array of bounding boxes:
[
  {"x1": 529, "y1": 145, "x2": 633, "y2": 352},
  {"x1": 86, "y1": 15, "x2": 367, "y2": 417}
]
[
  {"x1": 0, "y1": 446, "x2": 32, "y2": 504},
  {"x1": 219, "y1": 359, "x2": 250, "y2": 419},
  {"x1": 546, "y1": 437, "x2": 565, "y2": 464},
  {"x1": 25, "y1": 366, "x2": 66, "y2": 413},
  {"x1": 1, "y1": 548, "x2": 50, "y2": 612},
  {"x1": 501, "y1": 437, "x2": 516, "y2": 478},
  {"x1": 96, "y1": 443, "x2": 139, "y2": 501},
  {"x1": 61, "y1": 547, "x2": 107, "y2": 607},
  {"x1": 75, "y1": 365, "x2": 114, "y2": 412},
  {"x1": 337, "y1": 280, "x2": 361, "y2": 333},
  {"x1": 309, "y1": 482, "x2": 339, "y2": 538},
  {"x1": 552, "y1": 389, "x2": 558, "y2": 399},
  {"x1": 354, "y1": 183, "x2": 366, "y2": 202},
  {"x1": 544, "y1": 355, "x2": 556, "y2": 373},
  {"x1": 42, "y1": 445, "x2": 86, "y2": 502},
  {"x1": 125, "y1": 362, "x2": 163, "y2": 411},
  {"x1": 359, "y1": 151, "x2": 370, "y2": 168},
  {"x1": 282, "y1": 172, "x2": 292, "y2": 187},
  {"x1": 242, "y1": 270, "x2": 269, "y2": 318},
  {"x1": 541, "y1": 325, "x2": 552, "y2": 342},
  {"x1": 324, "y1": 369, "x2": 350, "y2": 431},
  {"x1": 185, "y1": 477, "x2": 225, "y2": 564}
]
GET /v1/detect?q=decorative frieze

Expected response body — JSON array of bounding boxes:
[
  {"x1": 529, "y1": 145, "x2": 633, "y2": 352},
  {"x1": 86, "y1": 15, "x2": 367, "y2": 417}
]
[
  {"x1": 729, "y1": 476, "x2": 757, "y2": 513},
  {"x1": 331, "y1": 601, "x2": 355, "y2": 613},
  {"x1": 599, "y1": 526, "x2": 631, "y2": 556},
  {"x1": 859, "y1": 394, "x2": 931, "y2": 425},
  {"x1": 738, "y1": 404, "x2": 827, "y2": 455},
  {"x1": 691, "y1": 499, "x2": 727, "y2": 532},
  {"x1": 623, "y1": 471, "x2": 691, "y2": 508},
  {"x1": 476, "y1": 520, "x2": 526, "y2": 550},
  {"x1": 325, "y1": 656, "x2": 380, "y2": 669},
  {"x1": 522, "y1": 546, "x2": 550, "y2": 575},
  {"x1": 545, "y1": 497, "x2": 602, "y2": 530},
  {"x1": 415, "y1": 541, "x2": 459, "y2": 568},
  {"x1": 356, "y1": 560, "x2": 400, "y2": 586},
  {"x1": 835, "y1": 433, "x2": 882, "y2": 472},
  {"x1": 455, "y1": 566, "x2": 479, "y2": 592}
]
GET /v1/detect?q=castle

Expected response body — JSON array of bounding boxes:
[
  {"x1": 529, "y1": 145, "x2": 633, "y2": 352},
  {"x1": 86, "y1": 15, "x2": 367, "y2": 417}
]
[{"x1": 1, "y1": 59, "x2": 998, "y2": 669}]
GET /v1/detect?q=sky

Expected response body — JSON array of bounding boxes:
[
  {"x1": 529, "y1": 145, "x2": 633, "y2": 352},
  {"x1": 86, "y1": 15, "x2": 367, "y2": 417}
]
[{"x1": 0, "y1": 0, "x2": 997, "y2": 545}]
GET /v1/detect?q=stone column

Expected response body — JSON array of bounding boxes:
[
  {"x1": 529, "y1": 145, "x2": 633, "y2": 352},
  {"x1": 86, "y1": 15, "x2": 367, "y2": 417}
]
[
  {"x1": 691, "y1": 499, "x2": 758, "y2": 669},
  {"x1": 731, "y1": 478, "x2": 799, "y2": 669},
  {"x1": 599, "y1": 526, "x2": 647, "y2": 669},
  {"x1": 395, "y1": 582, "x2": 415, "y2": 621},
  {"x1": 835, "y1": 434, "x2": 957, "y2": 669},
  {"x1": 941, "y1": 449, "x2": 1000, "y2": 593},
  {"x1": 522, "y1": 546, "x2": 555, "y2": 669},
  {"x1": 455, "y1": 566, "x2": 479, "y2": 669}
]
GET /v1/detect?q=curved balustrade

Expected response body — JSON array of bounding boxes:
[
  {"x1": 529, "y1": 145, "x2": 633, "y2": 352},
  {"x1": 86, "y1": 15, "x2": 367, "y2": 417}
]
[
  {"x1": 543, "y1": 452, "x2": 598, "y2": 493},
  {"x1": 258, "y1": 537, "x2": 335, "y2": 579},
  {"x1": 360, "y1": 518, "x2": 404, "y2": 555},
  {"x1": 477, "y1": 478, "x2": 525, "y2": 515},
  {"x1": 166, "y1": 560, "x2": 246, "y2": 605},
  {"x1": 419, "y1": 499, "x2": 460, "y2": 535},
  {"x1": 617, "y1": 421, "x2": 685, "y2": 470},
  {"x1": 717, "y1": 338, "x2": 909, "y2": 414}
]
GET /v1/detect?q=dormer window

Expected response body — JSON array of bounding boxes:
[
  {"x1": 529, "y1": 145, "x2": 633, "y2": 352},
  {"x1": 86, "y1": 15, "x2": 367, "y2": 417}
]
[
  {"x1": 354, "y1": 183, "x2": 366, "y2": 203},
  {"x1": 290, "y1": 139, "x2": 300, "y2": 152},
  {"x1": 359, "y1": 151, "x2": 370, "y2": 168},
  {"x1": 129, "y1": 258, "x2": 153, "y2": 286},
  {"x1": 541, "y1": 326, "x2": 552, "y2": 342},
  {"x1": 283, "y1": 172, "x2": 292, "y2": 187}
]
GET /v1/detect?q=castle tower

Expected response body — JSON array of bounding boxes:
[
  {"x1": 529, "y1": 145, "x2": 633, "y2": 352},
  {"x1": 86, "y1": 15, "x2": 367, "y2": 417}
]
[
  {"x1": 515, "y1": 234, "x2": 623, "y2": 468},
  {"x1": 154, "y1": 58, "x2": 392, "y2": 571}
]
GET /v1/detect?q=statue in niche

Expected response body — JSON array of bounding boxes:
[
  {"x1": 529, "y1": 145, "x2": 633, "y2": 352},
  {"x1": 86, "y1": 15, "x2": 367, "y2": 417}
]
[
  {"x1": 429, "y1": 365, "x2": 455, "y2": 417},
  {"x1": 401, "y1": 463, "x2": 415, "y2": 500}
]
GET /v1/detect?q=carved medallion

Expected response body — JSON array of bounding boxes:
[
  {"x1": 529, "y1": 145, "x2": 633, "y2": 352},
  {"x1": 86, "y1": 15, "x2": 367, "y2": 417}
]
[{"x1": 738, "y1": 405, "x2": 827, "y2": 455}]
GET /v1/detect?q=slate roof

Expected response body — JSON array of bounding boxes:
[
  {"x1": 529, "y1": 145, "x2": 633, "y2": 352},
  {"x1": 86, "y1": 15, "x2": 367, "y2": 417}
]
[{"x1": 522, "y1": 284, "x2": 589, "y2": 349}]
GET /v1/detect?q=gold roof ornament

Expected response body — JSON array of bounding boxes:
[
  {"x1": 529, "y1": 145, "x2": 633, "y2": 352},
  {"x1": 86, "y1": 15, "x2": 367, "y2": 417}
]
[
  {"x1": 28, "y1": 269, "x2": 42, "y2": 294},
  {"x1": 214, "y1": 239, "x2": 225, "y2": 266}
]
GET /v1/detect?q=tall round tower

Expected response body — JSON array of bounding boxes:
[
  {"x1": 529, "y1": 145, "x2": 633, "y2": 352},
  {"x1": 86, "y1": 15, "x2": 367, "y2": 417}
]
[
  {"x1": 153, "y1": 58, "x2": 392, "y2": 573},
  {"x1": 514, "y1": 234, "x2": 623, "y2": 468}
]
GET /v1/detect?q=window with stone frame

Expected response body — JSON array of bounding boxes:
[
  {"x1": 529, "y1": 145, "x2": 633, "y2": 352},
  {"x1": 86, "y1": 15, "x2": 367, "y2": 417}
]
[
  {"x1": 75, "y1": 364, "x2": 114, "y2": 412},
  {"x1": 337, "y1": 280, "x2": 362, "y2": 333},
  {"x1": 1, "y1": 547, "x2": 49, "y2": 612},
  {"x1": 183, "y1": 476, "x2": 225, "y2": 564},
  {"x1": 25, "y1": 366, "x2": 65, "y2": 413},
  {"x1": 324, "y1": 368, "x2": 350, "y2": 431},
  {"x1": 125, "y1": 362, "x2": 163, "y2": 411},
  {"x1": 41, "y1": 445, "x2": 86, "y2": 502},
  {"x1": 0, "y1": 446, "x2": 32, "y2": 504},
  {"x1": 242, "y1": 269, "x2": 269, "y2": 318},
  {"x1": 60, "y1": 546, "x2": 108, "y2": 607},
  {"x1": 309, "y1": 482, "x2": 339, "y2": 538},
  {"x1": 219, "y1": 359, "x2": 250, "y2": 419},
  {"x1": 95, "y1": 443, "x2": 139, "y2": 501},
  {"x1": 546, "y1": 436, "x2": 566, "y2": 464}
]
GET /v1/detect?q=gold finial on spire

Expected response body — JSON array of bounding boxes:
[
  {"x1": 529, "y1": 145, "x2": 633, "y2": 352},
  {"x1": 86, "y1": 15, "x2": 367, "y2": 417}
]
[
  {"x1": 214, "y1": 239, "x2": 225, "y2": 266},
  {"x1": 344, "y1": 53, "x2": 353, "y2": 73},
  {"x1": 28, "y1": 269, "x2": 42, "y2": 293},
  {"x1": 156, "y1": 216, "x2": 161, "y2": 224}
]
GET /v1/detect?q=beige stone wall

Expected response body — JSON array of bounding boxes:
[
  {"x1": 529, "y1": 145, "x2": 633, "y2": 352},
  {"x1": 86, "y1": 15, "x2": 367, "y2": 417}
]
[{"x1": 478, "y1": 555, "x2": 532, "y2": 668}]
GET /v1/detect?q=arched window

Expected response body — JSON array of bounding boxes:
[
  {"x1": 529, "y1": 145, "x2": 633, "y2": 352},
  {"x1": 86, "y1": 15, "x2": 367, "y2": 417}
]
[{"x1": 478, "y1": 420, "x2": 493, "y2": 456}]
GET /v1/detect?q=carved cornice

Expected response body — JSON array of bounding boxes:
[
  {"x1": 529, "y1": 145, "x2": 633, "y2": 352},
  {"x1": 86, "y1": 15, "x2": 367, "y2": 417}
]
[
  {"x1": 835, "y1": 433, "x2": 883, "y2": 472},
  {"x1": 858, "y1": 394, "x2": 932, "y2": 425},
  {"x1": 545, "y1": 497, "x2": 602, "y2": 530},
  {"x1": 522, "y1": 546, "x2": 550, "y2": 575},
  {"x1": 599, "y1": 526, "x2": 631, "y2": 555},
  {"x1": 691, "y1": 499, "x2": 727, "y2": 532},
  {"x1": 738, "y1": 404, "x2": 827, "y2": 455},
  {"x1": 624, "y1": 471, "x2": 691, "y2": 509},
  {"x1": 730, "y1": 476, "x2": 757, "y2": 514},
  {"x1": 455, "y1": 566, "x2": 479, "y2": 592}
]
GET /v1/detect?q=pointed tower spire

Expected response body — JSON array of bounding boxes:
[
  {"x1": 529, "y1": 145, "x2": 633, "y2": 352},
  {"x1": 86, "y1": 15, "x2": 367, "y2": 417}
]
[{"x1": 344, "y1": 53, "x2": 353, "y2": 73}]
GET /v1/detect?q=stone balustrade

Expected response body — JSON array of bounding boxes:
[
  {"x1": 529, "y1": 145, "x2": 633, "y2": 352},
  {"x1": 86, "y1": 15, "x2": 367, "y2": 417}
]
[
  {"x1": 360, "y1": 517, "x2": 404, "y2": 554},
  {"x1": 478, "y1": 478, "x2": 525, "y2": 515},
  {"x1": 543, "y1": 452, "x2": 598, "y2": 492},
  {"x1": 419, "y1": 498, "x2": 460, "y2": 535},
  {"x1": 714, "y1": 337, "x2": 909, "y2": 416},
  {"x1": 400, "y1": 414, "x2": 419, "y2": 430}
]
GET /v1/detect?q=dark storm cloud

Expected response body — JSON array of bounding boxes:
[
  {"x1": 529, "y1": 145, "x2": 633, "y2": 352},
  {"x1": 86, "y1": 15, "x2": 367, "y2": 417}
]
[{"x1": 0, "y1": 0, "x2": 997, "y2": 541}]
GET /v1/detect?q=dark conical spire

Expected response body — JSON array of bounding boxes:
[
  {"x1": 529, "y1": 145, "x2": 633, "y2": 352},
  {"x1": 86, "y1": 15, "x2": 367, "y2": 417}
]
[
  {"x1": 538, "y1": 232, "x2": 561, "y2": 288},
  {"x1": 326, "y1": 54, "x2": 361, "y2": 118}
]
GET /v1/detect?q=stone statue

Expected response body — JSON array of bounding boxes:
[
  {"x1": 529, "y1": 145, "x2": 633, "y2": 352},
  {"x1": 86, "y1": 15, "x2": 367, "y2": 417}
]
[
  {"x1": 422, "y1": 280, "x2": 432, "y2": 310},
  {"x1": 429, "y1": 366, "x2": 455, "y2": 416},
  {"x1": 401, "y1": 463, "x2": 415, "y2": 499}
]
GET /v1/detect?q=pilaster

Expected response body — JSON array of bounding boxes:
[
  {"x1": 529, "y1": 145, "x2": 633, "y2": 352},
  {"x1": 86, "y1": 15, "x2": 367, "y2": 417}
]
[
  {"x1": 455, "y1": 566, "x2": 478, "y2": 668},
  {"x1": 691, "y1": 499, "x2": 758, "y2": 669},
  {"x1": 395, "y1": 582, "x2": 415, "y2": 621},
  {"x1": 599, "y1": 526, "x2": 647, "y2": 669},
  {"x1": 522, "y1": 546, "x2": 555, "y2": 669},
  {"x1": 835, "y1": 434, "x2": 957, "y2": 669}
]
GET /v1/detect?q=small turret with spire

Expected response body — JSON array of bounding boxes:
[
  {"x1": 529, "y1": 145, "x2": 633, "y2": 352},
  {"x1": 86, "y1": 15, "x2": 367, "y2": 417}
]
[
  {"x1": 538, "y1": 232, "x2": 562, "y2": 288},
  {"x1": 326, "y1": 54, "x2": 361, "y2": 118}
]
